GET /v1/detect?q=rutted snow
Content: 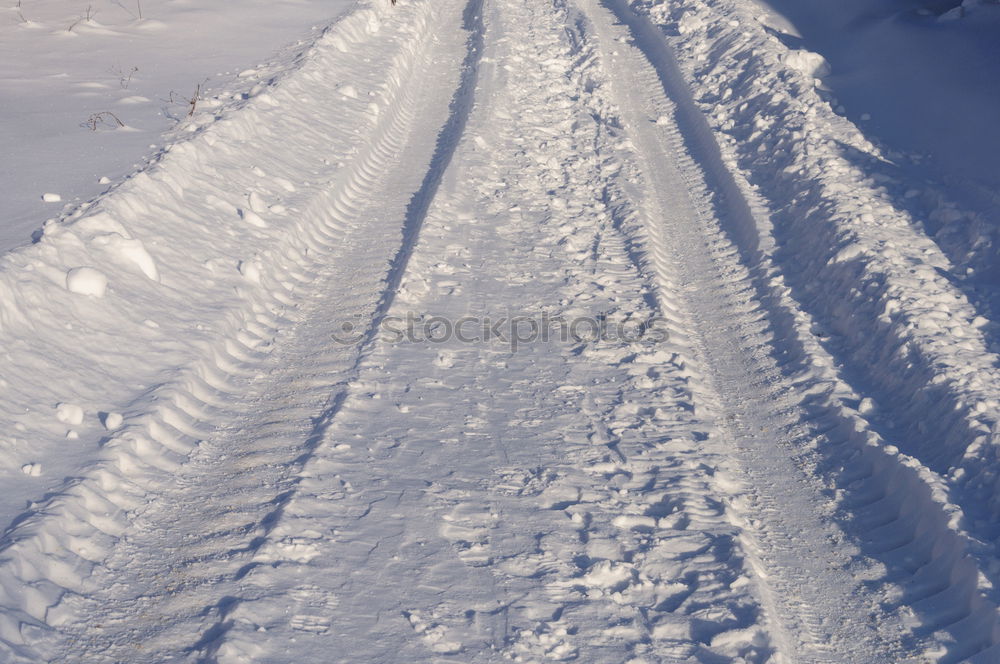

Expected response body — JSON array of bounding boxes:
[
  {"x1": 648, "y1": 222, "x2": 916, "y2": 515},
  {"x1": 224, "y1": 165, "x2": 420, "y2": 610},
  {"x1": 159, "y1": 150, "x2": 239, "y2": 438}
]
[{"x1": 0, "y1": 0, "x2": 999, "y2": 662}]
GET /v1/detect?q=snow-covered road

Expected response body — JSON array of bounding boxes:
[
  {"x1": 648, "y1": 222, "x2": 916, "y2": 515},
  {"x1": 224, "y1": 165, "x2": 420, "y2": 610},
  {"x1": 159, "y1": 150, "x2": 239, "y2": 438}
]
[{"x1": 3, "y1": 0, "x2": 1000, "y2": 662}]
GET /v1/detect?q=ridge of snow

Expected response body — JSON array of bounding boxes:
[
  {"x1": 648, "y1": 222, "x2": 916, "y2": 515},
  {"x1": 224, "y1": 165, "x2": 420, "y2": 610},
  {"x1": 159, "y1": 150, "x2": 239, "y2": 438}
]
[
  {"x1": 0, "y1": 1, "x2": 441, "y2": 657},
  {"x1": 626, "y1": 0, "x2": 1000, "y2": 656}
]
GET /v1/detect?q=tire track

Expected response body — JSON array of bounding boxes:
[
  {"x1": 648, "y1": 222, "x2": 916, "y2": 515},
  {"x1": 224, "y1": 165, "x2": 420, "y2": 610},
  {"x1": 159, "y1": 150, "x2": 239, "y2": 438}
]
[
  {"x1": 0, "y1": 1, "x2": 474, "y2": 661},
  {"x1": 188, "y1": 0, "x2": 488, "y2": 659},
  {"x1": 3, "y1": 0, "x2": 994, "y2": 661},
  {"x1": 583, "y1": 0, "x2": 1000, "y2": 660},
  {"x1": 243, "y1": 0, "x2": 774, "y2": 660}
]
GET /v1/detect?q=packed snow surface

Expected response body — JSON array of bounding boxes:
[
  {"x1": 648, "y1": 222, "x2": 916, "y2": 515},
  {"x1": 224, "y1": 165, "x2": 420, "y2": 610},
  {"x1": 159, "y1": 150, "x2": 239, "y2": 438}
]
[{"x1": 2, "y1": 0, "x2": 1000, "y2": 662}]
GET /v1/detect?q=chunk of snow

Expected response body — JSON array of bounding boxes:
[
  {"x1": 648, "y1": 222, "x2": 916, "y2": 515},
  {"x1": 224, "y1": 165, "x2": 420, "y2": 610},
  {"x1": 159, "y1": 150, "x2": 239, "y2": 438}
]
[
  {"x1": 238, "y1": 208, "x2": 268, "y2": 228},
  {"x1": 677, "y1": 13, "x2": 704, "y2": 34},
  {"x1": 115, "y1": 238, "x2": 159, "y2": 281},
  {"x1": 580, "y1": 560, "x2": 633, "y2": 589},
  {"x1": 42, "y1": 193, "x2": 62, "y2": 203},
  {"x1": 102, "y1": 412, "x2": 124, "y2": 431},
  {"x1": 247, "y1": 191, "x2": 268, "y2": 213},
  {"x1": 91, "y1": 234, "x2": 159, "y2": 281},
  {"x1": 56, "y1": 403, "x2": 85, "y2": 425},
  {"x1": 239, "y1": 259, "x2": 262, "y2": 283},
  {"x1": 784, "y1": 50, "x2": 830, "y2": 79},
  {"x1": 66, "y1": 267, "x2": 109, "y2": 297},
  {"x1": 20, "y1": 463, "x2": 41, "y2": 477}
]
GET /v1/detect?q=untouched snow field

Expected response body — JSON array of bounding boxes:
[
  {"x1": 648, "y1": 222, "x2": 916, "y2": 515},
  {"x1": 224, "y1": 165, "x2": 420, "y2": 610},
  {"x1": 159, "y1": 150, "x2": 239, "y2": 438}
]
[{"x1": 2, "y1": 0, "x2": 1000, "y2": 661}]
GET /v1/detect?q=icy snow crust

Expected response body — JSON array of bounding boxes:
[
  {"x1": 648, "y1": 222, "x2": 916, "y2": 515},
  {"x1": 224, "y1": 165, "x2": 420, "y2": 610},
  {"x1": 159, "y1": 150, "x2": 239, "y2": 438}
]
[{"x1": 1, "y1": 0, "x2": 1000, "y2": 661}]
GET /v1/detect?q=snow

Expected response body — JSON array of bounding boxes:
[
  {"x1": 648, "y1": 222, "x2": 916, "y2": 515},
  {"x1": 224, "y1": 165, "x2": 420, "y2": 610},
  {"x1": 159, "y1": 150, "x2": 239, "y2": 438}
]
[
  {"x1": 749, "y1": 0, "x2": 1000, "y2": 285},
  {"x1": 783, "y1": 49, "x2": 830, "y2": 79},
  {"x1": 101, "y1": 411, "x2": 123, "y2": 431},
  {"x1": 54, "y1": 402, "x2": 84, "y2": 426},
  {"x1": 64, "y1": 266, "x2": 108, "y2": 296},
  {"x1": 237, "y1": 206, "x2": 268, "y2": 229},
  {"x1": 20, "y1": 463, "x2": 41, "y2": 477},
  {"x1": 1, "y1": 0, "x2": 1000, "y2": 661},
  {"x1": 0, "y1": 0, "x2": 355, "y2": 252}
]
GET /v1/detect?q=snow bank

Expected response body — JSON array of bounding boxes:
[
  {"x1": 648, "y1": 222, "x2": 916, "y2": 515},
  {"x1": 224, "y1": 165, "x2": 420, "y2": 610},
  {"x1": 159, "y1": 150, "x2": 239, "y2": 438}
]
[
  {"x1": 0, "y1": 0, "x2": 443, "y2": 658},
  {"x1": 0, "y1": 0, "x2": 356, "y2": 252},
  {"x1": 624, "y1": 0, "x2": 1000, "y2": 656},
  {"x1": 638, "y1": 0, "x2": 1000, "y2": 504}
]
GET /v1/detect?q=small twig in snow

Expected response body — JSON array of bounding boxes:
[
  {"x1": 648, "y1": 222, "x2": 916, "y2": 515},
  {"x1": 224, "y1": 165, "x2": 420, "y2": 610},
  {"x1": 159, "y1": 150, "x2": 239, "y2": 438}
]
[
  {"x1": 112, "y1": 0, "x2": 136, "y2": 19},
  {"x1": 112, "y1": 64, "x2": 139, "y2": 89},
  {"x1": 85, "y1": 111, "x2": 125, "y2": 131},
  {"x1": 67, "y1": 5, "x2": 95, "y2": 32},
  {"x1": 187, "y1": 83, "x2": 201, "y2": 117}
]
